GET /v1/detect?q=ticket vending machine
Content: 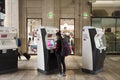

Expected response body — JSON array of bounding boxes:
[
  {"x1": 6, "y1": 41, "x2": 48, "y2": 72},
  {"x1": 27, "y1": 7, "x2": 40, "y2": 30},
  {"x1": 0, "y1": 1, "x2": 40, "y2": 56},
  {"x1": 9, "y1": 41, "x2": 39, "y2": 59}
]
[
  {"x1": 0, "y1": 27, "x2": 18, "y2": 74},
  {"x1": 82, "y1": 26, "x2": 106, "y2": 74},
  {"x1": 37, "y1": 27, "x2": 58, "y2": 74}
]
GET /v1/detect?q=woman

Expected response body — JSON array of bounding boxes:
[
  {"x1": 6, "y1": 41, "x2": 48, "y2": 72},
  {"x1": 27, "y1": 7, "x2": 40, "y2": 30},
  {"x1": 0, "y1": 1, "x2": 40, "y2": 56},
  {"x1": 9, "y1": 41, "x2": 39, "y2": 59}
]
[{"x1": 56, "y1": 31, "x2": 66, "y2": 77}]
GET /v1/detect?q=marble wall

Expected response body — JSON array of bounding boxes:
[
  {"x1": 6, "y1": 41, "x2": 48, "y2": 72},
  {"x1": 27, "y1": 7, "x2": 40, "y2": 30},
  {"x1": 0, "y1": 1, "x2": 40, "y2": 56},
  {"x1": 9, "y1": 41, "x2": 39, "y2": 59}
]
[{"x1": 19, "y1": 0, "x2": 91, "y2": 55}]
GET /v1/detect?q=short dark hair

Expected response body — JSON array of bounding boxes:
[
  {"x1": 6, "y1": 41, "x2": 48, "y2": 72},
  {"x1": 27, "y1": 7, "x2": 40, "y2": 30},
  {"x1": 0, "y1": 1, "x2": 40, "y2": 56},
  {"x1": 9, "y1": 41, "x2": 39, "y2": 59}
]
[{"x1": 56, "y1": 31, "x2": 61, "y2": 37}]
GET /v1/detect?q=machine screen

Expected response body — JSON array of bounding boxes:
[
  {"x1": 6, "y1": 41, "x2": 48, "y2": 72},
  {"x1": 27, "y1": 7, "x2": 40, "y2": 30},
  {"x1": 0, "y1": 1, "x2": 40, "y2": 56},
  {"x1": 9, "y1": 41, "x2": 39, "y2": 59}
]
[{"x1": 47, "y1": 39, "x2": 55, "y2": 48}]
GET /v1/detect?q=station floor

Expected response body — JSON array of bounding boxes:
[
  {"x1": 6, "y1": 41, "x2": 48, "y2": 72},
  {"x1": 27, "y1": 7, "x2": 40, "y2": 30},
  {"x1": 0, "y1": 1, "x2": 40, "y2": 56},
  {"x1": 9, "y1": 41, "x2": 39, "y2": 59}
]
[{"x1": 0, "y1": 55, "x2": 120, "y2": 80}]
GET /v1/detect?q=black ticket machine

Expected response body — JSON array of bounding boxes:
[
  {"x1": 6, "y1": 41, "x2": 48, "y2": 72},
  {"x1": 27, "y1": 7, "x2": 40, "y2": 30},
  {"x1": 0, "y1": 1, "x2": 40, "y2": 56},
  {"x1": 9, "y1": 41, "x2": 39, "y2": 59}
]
[
  {"x1": 0, "y1": 27, "x2": 18, "y2": 74},
  {"x1": 82, "y1": 26, "x2": 106, "y2": 74},
  {"x1": 37, "y1": 27, "x2": 58, "y2": 74}
]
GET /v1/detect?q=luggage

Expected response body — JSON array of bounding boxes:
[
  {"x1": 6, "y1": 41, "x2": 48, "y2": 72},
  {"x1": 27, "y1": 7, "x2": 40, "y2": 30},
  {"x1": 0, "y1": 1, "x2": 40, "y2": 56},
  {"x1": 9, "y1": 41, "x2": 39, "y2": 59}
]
[
  {"x1": 17, "y1": 38, "x2": 31, "y2": 60},
  {"x1": 23, "y1": 53, "x2": 31, "y2": 60}
]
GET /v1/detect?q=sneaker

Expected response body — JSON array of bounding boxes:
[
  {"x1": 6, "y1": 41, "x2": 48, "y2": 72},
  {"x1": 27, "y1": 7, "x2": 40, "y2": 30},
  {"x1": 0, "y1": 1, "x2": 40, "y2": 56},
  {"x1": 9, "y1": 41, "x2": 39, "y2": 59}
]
[
  {"x1": 57, "y1": 73, "x2": 63, "y2": 77},
  {"x1": 62, "y1": 73, "x2": 66, "y2": 76}
]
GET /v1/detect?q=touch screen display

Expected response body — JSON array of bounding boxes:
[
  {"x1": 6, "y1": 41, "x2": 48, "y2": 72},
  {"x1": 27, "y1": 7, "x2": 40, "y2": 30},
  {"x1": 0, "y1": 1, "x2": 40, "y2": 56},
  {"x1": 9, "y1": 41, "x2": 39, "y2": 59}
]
[{"x1": 47, "y1": 39, "x2": 55, "y2": 48}]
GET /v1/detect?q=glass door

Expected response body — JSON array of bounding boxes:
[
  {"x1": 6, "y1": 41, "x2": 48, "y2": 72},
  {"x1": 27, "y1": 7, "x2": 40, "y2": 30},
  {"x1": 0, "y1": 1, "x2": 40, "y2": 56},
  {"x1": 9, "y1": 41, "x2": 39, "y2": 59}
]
[{"x1": 27, "y1": 18, "x2": 42, "y2": 55}]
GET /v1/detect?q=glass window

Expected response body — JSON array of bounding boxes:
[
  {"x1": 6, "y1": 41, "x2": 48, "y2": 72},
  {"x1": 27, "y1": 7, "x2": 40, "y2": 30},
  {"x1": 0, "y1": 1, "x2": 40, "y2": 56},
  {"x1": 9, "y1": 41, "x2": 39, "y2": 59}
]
[
  {"x1": 92, "y1": 18, "x2": 116, "y2": 53},
  {"x1": 92, "y1": 18, "x2": 102, "y2": 28},
  {"x1": 116, "y1": 19, "x2": 120, "y2": 53},
  {"x1": 101, "y1": 18, "x2": 116, "y2": 28}
]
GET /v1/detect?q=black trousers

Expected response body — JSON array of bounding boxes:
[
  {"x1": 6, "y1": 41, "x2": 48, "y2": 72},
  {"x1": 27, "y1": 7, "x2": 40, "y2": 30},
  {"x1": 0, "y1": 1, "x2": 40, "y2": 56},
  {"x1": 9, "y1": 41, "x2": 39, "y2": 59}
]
[{"x1": 56, "y1": 54, "x2": 66, "y2": 74}]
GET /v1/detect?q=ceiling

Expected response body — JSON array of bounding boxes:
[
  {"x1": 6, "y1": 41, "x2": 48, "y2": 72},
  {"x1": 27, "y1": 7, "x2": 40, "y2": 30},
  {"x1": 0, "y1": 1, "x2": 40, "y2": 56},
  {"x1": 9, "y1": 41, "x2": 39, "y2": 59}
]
[{"x1": 92, "y1": 0, "x2": 120, "y2": 7}]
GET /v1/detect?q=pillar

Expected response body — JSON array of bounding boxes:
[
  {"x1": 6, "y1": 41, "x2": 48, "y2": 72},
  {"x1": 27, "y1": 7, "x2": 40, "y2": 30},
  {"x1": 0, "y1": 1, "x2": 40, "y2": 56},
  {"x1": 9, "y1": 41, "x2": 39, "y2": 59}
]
[
  {"x1": 42, "y1": 0, "x2": 54, "y2": 26},
  {"x1": 79, "y1": 0, "x2": 91, "y2": 55},
  {"x1": 4, "y1": 0, "x2": 19, "y2": 35}
]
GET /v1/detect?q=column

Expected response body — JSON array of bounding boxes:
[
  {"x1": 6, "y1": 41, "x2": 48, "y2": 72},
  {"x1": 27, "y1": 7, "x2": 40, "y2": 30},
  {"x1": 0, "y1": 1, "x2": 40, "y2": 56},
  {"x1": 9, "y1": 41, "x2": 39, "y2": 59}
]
[
  {"x1": 4, "y1": 0, "x2": 19, "y2": 35},
  {"x1": 79, "y1": 0, "x2": 91, "y2": 55}
]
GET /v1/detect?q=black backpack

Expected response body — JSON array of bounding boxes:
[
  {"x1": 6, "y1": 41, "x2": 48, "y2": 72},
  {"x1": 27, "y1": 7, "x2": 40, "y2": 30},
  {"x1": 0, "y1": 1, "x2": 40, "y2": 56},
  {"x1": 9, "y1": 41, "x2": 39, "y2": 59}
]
[{"x1": 61, "y1": 38, "x2": 71, "y2": 56}]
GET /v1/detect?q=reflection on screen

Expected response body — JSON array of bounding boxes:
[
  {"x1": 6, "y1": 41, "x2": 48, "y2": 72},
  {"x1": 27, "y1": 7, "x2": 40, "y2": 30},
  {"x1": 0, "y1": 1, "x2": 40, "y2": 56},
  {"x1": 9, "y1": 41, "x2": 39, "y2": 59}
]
[
  {"x1": 95, "y1": 34, "x2": 106, "y2": 49},
  {"x1": 47, "y1": 39, "x2": 55, "y2": 48},
  {"x1": 99, "y1": 39, "x2": 104, "y2": 47},
  {"x1": 99, "y1": 35, "x2": 106, "y2": 47}
]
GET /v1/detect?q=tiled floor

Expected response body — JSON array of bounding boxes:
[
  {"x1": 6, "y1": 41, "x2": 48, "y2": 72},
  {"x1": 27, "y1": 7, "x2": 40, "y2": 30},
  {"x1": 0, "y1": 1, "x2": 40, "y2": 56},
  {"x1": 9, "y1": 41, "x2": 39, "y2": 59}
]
[{"x1": 0, "y1": 55, "x2": 120, "y2": 80}]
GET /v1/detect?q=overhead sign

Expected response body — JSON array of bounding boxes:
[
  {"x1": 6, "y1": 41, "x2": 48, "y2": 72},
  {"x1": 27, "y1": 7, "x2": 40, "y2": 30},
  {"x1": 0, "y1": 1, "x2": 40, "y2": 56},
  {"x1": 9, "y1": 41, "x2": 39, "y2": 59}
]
[
  {"x1": 48, "y1": 12, "x2": 53, "y2": 18},
  {"x1": 83, "y1": 12, "x2": 88, "y2": 17}
]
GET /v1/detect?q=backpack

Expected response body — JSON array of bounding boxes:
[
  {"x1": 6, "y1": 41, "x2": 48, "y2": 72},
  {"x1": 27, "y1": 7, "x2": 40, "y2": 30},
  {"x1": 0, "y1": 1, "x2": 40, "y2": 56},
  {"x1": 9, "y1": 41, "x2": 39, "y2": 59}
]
[{"x1": 61, "y1": 38, "x2": 71, "y2": 56}]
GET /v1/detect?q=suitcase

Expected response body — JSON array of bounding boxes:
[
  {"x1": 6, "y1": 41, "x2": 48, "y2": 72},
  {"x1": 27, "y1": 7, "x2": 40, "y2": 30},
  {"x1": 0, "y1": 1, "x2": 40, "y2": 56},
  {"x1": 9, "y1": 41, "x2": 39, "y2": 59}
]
[{"x1": 23, "y1": 53, "x2": 31, "y2": 60}]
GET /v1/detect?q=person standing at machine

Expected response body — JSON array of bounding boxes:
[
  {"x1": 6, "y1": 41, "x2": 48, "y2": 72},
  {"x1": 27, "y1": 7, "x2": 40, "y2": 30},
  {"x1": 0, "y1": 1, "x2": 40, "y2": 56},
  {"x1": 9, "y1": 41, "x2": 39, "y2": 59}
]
[{"x1": 56, "y1": 31, "x2": 66, "y2": 77}]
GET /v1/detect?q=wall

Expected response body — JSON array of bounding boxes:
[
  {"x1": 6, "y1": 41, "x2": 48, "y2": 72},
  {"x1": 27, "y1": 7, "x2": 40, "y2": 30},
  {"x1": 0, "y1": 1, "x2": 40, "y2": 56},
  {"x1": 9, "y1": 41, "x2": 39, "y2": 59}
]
[
  {"x1": 19, "y1": 0, "x2": 91, "y2": 55},
  {"x1": 93, "y1": 7, "x2": 120, "y2": 16}
]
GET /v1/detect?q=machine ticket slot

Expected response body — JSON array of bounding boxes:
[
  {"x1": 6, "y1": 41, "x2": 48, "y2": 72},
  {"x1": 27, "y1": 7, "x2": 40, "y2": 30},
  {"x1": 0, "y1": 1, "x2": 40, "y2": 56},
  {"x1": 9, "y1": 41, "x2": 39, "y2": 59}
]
[{"x1": 1, "y1": 34, "x2": 7, "y2": 38}]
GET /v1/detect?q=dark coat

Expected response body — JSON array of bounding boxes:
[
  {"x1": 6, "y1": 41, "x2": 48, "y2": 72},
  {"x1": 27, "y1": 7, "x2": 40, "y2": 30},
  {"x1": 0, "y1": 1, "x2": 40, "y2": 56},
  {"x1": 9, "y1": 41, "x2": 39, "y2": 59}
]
[{"x1": 56, "y1": 37, "x2": 62, "y2": 55}]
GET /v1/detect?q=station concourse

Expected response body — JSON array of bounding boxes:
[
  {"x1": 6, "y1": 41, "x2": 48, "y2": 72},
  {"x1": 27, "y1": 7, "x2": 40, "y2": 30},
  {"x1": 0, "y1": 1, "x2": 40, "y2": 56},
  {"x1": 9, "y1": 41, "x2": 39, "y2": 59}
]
[{"x1": 0, "y1": 0, "x2": 120, "y2": 80}]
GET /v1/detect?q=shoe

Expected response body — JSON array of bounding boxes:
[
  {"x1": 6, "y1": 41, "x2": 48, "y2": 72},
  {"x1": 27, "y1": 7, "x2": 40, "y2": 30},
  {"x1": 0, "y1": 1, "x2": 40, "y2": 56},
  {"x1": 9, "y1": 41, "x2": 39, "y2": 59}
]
[
  {"x1": 62, "y1": 73, "x2": 66, "y2": 76},
  {"x1": 57, "y1": 73, "x2": 63, "y2": 77}
]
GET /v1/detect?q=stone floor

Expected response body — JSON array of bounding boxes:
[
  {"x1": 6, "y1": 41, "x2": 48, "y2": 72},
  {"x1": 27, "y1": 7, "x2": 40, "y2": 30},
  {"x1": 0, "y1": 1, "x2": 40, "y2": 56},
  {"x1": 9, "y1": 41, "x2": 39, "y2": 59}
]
[{"x1": 0, "y1": 55, "x2": 120, "y2": 80}]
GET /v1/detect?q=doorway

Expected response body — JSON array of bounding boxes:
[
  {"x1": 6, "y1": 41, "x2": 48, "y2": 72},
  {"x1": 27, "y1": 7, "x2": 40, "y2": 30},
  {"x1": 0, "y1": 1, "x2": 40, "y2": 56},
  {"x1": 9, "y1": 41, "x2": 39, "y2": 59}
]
[
  {"x1": 27, "y1": 18, "x2": 42, "y2": 55},
  {"x1": 60, "y1": 18, "x2": 75, "y2": 55}
]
